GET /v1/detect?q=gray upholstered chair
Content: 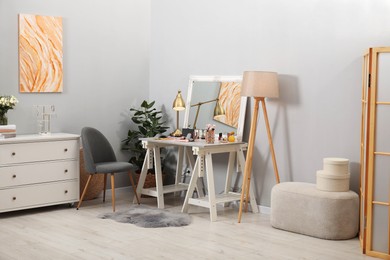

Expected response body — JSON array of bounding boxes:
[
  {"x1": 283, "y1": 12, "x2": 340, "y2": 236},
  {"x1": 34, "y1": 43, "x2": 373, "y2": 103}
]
[{"x1": 77, "y1": 127, "x2": 140, "y2": 212}]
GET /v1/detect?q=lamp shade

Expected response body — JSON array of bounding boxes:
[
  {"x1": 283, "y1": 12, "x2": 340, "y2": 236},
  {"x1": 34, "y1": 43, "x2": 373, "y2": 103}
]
[
  {"x1": 213, "y1": 99, "x2": 225, "y2": 118},
  {"x1": 241, "y1": 71, "x2": 279, "y2": 98},
  {"x1": 173, "y1": 90, "x2": 186, "y2": 111}
]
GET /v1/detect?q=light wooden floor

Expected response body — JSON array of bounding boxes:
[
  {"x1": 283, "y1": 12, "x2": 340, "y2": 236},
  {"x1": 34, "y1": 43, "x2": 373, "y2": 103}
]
[{"x1": 0, "y1": 188, "x2": 375, "y2": 260}]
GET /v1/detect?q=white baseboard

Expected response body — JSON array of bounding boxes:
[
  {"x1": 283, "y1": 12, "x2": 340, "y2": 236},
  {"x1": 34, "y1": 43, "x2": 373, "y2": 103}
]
[
  {"x1": 101, "y1": 186, "x2": 131, "y2": 198},
  {"x1": 115, "y1": 186, "x2": 131, "y2": 192},
  {"x1": 258, "y1": 205, "x2": 271, "y2": 214}
]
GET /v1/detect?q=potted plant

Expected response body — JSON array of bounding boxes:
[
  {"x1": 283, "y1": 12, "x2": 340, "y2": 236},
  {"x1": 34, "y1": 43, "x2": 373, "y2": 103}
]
[{"x1": 122, "y1": 100, "x2": 169, "y2": 187}]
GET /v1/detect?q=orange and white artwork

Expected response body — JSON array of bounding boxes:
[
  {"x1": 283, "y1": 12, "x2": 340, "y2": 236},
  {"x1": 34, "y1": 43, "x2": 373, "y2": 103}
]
[
  {"x1": 19, "y1": 14, "x2": 63, "y2": 93},
  {"x1": 215, "y1": 82, "x2": 241, "y2": 128}
]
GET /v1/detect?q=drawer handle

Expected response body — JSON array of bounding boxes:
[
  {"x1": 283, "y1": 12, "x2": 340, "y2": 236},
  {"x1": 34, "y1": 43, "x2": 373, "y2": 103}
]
[
  {"x1": 12, "y1": 197, "x2": 16, "y2": 201},
  {"x1": 64, "y1": 190, "x2": 68, "y2": 194},
  {"x1": 12, "y1": 174, "x2": 16, "y2": 178},
  {"x1": 64, "y1": 148, "x2": 68, "y2": 152},
  {"x1": 64, "y1": 169, "x2": 68, "y2": 173},
  {"x1": 11, "y1": 152, "x2": 16, "y2": 156}
]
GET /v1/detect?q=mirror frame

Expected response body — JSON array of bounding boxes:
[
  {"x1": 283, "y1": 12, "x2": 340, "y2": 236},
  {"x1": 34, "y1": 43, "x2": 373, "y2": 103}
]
[{"x1": 183, "y1": 75, "x2": 247, "y2": 141}]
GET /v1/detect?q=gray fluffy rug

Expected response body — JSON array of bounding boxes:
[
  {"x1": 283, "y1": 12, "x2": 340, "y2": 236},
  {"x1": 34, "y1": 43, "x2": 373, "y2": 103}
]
[{"x1": 98, "y1": 205, "x2": 191, "y2": 228}]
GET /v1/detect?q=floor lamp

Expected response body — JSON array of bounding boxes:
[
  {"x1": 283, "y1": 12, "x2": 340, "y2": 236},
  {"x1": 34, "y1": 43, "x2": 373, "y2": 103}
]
[
  {"x1": 171, "y1": 90, "x2": 186, "y2": 137},
  {"x1": 238, "y1": 71, "x2": 281, "y2": 223}
]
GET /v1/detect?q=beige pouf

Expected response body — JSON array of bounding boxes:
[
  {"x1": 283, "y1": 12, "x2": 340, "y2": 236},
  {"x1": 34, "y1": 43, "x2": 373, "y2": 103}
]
[{"x1": 270, "y1": 182, "x2": 359, "y2": 240}]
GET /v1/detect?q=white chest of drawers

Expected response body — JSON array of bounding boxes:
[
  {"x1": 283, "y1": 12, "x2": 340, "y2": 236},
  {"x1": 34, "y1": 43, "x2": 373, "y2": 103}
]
[{"x1": 0, "y1": 133, "x2": 80, "y2": 213}]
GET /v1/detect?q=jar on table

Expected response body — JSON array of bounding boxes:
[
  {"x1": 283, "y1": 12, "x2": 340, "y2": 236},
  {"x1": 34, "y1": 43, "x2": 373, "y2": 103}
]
[{"x1": 205, "y1": 129, "x2": 215, "y2": 144}]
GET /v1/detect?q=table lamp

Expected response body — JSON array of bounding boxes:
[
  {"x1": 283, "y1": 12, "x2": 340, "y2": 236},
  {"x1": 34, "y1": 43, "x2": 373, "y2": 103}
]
[
  {"x1": 172, "y1": 90, "x2": 186, "y2": 137},
  {"x1": 238, "y1": 71, "x2": 281, "y2": 223}
]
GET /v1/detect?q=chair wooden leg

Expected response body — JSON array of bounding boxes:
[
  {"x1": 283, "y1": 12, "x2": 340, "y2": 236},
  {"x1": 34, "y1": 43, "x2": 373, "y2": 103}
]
[
  {"x1": 128, "y1": 171, "x2": 140, "y2": 204},
  {"x1": 77, "y1": 174, "x2": 93, "y2": 210},
  {"x1": 111, "y1": 173, "x2": 116, "y2": 212},
  {"x1": 103, "y1": 173, "x2": 107, "y2": 202}
]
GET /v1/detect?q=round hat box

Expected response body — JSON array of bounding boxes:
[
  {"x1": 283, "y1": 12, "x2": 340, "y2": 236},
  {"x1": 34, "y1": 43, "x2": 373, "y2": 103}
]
[
  {"x1": 323, "y1": 157, "x2": 349, "y2": 175},
  {"x1": 316, "y1": 170, "x2": 350, "y2": 192}
]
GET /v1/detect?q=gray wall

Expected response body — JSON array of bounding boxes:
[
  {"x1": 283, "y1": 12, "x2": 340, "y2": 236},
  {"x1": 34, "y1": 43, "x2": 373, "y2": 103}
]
[
  {"x1": 0, "y1": 0, "x2": 150, "y2": 186},
  {"x1": 2, "y1": 0, "x2": 390, "y2": 206},
  {"x1": 150, "y1": 0, "x2": 390, "y2": 206}
]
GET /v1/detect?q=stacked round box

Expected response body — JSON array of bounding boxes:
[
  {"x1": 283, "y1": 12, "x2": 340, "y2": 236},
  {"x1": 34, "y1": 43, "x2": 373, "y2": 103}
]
[{"x1": 316, "y1": 157, "x2": 350, "y2": 192}]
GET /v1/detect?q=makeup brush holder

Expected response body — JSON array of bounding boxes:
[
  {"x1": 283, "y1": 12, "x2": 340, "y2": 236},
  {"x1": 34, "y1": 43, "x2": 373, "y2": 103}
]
[{"x1": 205, "y1": 129, "x2": 215, "y2": 144}]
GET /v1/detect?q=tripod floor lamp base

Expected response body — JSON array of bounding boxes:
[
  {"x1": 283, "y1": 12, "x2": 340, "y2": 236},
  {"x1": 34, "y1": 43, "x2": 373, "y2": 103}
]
[{"x1": 238, "y1": 98, "x2": 280, "y2": 223}]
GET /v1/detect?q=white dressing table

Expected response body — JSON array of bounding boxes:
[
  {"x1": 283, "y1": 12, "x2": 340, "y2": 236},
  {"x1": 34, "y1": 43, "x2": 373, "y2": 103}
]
[{"x1": 134, "y1": 137, "x2": 258, "y2": 221}]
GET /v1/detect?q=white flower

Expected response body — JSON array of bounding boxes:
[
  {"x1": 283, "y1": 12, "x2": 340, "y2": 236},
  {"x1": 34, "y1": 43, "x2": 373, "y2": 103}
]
[
  {"x1": 0, "y1": 95, "x2": 19, "y2": 114},
  {"x1": 206, "y1": 124, "x2": 216, "y2": 131}
]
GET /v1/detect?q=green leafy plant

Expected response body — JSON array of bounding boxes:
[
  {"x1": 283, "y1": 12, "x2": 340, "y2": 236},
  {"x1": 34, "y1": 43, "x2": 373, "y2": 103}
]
[{"x1": 122, "y1": 100, "x2": 169, "y2": 171}]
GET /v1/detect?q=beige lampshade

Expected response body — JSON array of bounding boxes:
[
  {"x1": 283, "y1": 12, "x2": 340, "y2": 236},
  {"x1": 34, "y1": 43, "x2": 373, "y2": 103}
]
[
  {"x1": 173, "y1": 90, "x2": 186, "y2": 111},
  {"x1": 241, "y1": 71, "x2": 279, "y2": 98}
]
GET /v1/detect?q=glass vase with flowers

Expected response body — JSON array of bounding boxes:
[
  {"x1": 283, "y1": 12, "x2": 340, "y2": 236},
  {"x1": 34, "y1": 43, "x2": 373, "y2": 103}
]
[{"x1": 0, "y1": 95, "x2": 18, "y2": 125}]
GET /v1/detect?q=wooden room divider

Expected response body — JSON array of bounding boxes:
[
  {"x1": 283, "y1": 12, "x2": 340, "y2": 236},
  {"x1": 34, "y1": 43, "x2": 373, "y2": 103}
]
[{"x1": 360, "y1": 47, "x2": 390, "y2": 259}]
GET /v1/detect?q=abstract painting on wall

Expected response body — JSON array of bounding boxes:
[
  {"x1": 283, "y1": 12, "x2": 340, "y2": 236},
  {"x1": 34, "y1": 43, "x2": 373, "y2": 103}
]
[
  {"x1": 214, "y1": 82, "x2": 241, "y2": 128},
  {"x1": 19, "y1": 14, "x2": 63, "y2": 93}
]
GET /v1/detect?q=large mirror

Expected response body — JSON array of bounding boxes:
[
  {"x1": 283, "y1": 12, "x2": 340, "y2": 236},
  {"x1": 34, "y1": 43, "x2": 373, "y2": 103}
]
[{"x1": 183, "y1": 75, "x2": 247, "y2": 141}]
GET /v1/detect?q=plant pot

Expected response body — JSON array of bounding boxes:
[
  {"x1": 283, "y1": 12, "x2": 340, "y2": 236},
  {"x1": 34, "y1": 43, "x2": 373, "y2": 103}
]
[
  {"x1": 135, "y1": 170, "x2": 166, "y2": 198},
  {"x1": 135, "y1": 170, "x2": 166, "y2": 189},
  {"x1": 136, "y1": 172, "x2": 155, "y2": 189}
]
